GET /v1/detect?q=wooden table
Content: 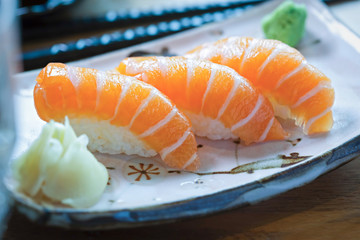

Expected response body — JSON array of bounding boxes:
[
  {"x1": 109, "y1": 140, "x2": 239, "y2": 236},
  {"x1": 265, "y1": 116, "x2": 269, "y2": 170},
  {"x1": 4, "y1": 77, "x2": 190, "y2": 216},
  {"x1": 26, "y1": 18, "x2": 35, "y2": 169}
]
[{"x1": 4, "y1": 1, "x2": 360, "y2": 239}]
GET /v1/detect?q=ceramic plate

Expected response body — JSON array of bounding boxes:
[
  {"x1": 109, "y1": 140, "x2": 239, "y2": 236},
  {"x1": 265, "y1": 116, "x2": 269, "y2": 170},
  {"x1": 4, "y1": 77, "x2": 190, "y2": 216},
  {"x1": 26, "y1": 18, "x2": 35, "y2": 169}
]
[{"x1": 6, "y1": 0, "x2": 360, "y2": 229}]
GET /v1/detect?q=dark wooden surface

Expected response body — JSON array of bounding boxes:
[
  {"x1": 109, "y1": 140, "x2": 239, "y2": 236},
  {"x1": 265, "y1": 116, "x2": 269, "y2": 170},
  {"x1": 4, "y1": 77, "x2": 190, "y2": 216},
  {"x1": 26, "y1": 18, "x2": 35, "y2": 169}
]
[{"x1": 4, "y1": 157, "x2": 360, "y2": 240}]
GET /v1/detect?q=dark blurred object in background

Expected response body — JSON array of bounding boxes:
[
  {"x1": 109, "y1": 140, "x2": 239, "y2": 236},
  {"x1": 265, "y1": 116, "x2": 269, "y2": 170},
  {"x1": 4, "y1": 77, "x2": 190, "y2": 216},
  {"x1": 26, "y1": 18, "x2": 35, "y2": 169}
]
[
  {"x1": 19, "y1": 0, "x2": 342, "y2": 71},
  {"x1": 18, "y1": 0, "x2": 77, "y2": 18},
  {"x1": 20, "y1": 0, "x2": 266, "y2": 70}
]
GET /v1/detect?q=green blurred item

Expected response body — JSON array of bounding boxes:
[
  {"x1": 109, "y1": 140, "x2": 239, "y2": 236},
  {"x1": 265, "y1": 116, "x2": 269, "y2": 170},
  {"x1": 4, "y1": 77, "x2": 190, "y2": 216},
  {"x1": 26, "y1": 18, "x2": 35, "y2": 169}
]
[{"x1": 262, "y1": 0, "x2": 307, "y2": 47}]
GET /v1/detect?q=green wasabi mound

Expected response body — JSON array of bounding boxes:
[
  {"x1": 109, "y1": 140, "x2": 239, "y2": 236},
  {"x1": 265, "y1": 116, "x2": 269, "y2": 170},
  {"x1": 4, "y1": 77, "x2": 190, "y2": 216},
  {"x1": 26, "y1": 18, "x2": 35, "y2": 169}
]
[
  {"x1": 262, "y1": 0, "x2": 307, "y2": 47},
  {"x1": 13, "y1": 118, "x2": 108, "y2": 208}
]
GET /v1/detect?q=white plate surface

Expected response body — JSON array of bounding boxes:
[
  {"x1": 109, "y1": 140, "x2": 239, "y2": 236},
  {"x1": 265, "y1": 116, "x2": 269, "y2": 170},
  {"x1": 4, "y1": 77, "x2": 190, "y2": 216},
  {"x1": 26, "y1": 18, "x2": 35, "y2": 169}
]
[{"x1": 7, "y1": 0, "x2": 360, "y2": 229}]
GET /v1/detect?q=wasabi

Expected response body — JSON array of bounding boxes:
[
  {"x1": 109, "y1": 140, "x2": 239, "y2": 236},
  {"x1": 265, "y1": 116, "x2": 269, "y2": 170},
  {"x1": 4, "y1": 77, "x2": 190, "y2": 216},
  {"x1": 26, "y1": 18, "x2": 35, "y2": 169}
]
[
  {"x1": 262, "y1": 0, "x2": 307, "y2": 47},
  {"x1": 13, "y1": 118, "x2": 108, "y2": 208}
]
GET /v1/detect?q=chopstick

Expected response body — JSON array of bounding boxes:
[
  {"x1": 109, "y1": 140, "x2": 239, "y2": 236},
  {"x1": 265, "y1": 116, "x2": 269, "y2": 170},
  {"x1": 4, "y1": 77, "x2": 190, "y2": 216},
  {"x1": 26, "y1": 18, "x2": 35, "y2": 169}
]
[
  {"x1": 22, "y1": 4, "x2": 254, "y2": 70},
  {"x1": 21, "y1": 0, "x2": 265, "y2": 41}
]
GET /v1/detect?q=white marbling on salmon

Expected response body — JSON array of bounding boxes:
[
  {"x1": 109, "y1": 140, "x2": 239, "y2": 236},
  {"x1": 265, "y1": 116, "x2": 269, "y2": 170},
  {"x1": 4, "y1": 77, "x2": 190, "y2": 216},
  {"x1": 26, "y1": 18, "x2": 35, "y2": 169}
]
[
  {"x1": 216, "y1": 74, "x2": 241, "y2": 120},
  {"x1": 125, "y1": 60, "x2": 140, "y2": 75},
  {"x1": 183, "y1": 153, "x2": 199, "y2": 170},
  {"x1": 95, "y1": 71, "x2": 107, "y2": 111},
  {"x1": 66, "y1": 66, "x2": 81, "y2": 108},
  {"x1": 138, "y1": 108, "x2": 177, "y2": 138},
  {"x1": 257, "y1": 44, "x2": 289, "y2": 81},
  {"x1": 160, "y1": 129, "x2": 191, "y2": 161},
  {"x1": 157, "y1": 57, "x2": 168, "y2": 79},
  {"x1": 200, "y1": 66, "x2": 218, "y2": 113},
  {"x1": 231, "y1": 95, "x2": 263, "y2": 131},
  {"x1": 186, "y1": 59, "x2": 194, "y2": 90},
  {"x1": 220, "y1": 37, "x2": 243, "y2": 65},
  {"x1": 128, "y1": 89, "x2": 156, "y2": 129},
  {"x1": 275, "y1": 60, "x2": 307, "y2": 89},
  {"x1": 109, "y1": 78, "x2": 131, "y2": 121},
  {"x1": 258, "y1": 117, "x2": 274, "y2": 142},
  {"x1": 292, "y1": 81, "x2": 332, "y2": 108},
  {"x1": 304, "y1": 107, "x2": 332, "y2": 133},
  {"x1": 39, "y1": 88, "x2": 52, "y2": 111},
  {"x1": 239, "y1": 38, "x2": 259, "y2": 72}
]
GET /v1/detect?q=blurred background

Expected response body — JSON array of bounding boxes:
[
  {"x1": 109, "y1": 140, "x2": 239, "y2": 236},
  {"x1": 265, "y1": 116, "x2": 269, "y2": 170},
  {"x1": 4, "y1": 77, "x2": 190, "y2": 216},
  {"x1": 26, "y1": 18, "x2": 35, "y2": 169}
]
[{"x1": 19, "y1": 0, "x2": 355, "y2": 71}]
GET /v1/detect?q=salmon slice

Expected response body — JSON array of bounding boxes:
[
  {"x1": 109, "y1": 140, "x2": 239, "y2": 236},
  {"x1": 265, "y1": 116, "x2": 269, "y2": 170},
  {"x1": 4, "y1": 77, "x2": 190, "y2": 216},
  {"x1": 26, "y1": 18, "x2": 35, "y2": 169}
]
[
  {"x1": 33, "y1": 63, "x2": 200, "y2": 171},
  {"x1": 186, "y1": 36, "x2": 335, "y2": 134},
  {"x1": 117, "y1": 56, "x2": 288, "y2": 144}
]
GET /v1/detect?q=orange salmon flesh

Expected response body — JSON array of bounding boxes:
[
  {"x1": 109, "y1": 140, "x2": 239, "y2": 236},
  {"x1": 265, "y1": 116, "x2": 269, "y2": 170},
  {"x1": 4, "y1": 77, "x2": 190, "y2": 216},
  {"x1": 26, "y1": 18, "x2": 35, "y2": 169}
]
[
  {"x1": 117, "y1": 56, "x2": 288, "y2": 144},
  {"x1": 34, "y1": 63, "x2": 200, "y2": 171},
  {"x1": 186, "y1": 37, "x2": 335, "y2": 134}
]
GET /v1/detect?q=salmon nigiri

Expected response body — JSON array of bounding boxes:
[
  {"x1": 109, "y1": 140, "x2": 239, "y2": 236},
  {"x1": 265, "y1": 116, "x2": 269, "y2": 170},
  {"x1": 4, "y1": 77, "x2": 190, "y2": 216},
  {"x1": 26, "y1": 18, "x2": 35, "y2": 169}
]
[
  {"x1": 186, "y1": 37, "x2": 335, "y2": 134},
  {"x1": 34, "y1": 63, "x2": 200, "y2": 171},
  {"x1": 117, "y1": 56, "x2": 288, "y2": 144}
]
